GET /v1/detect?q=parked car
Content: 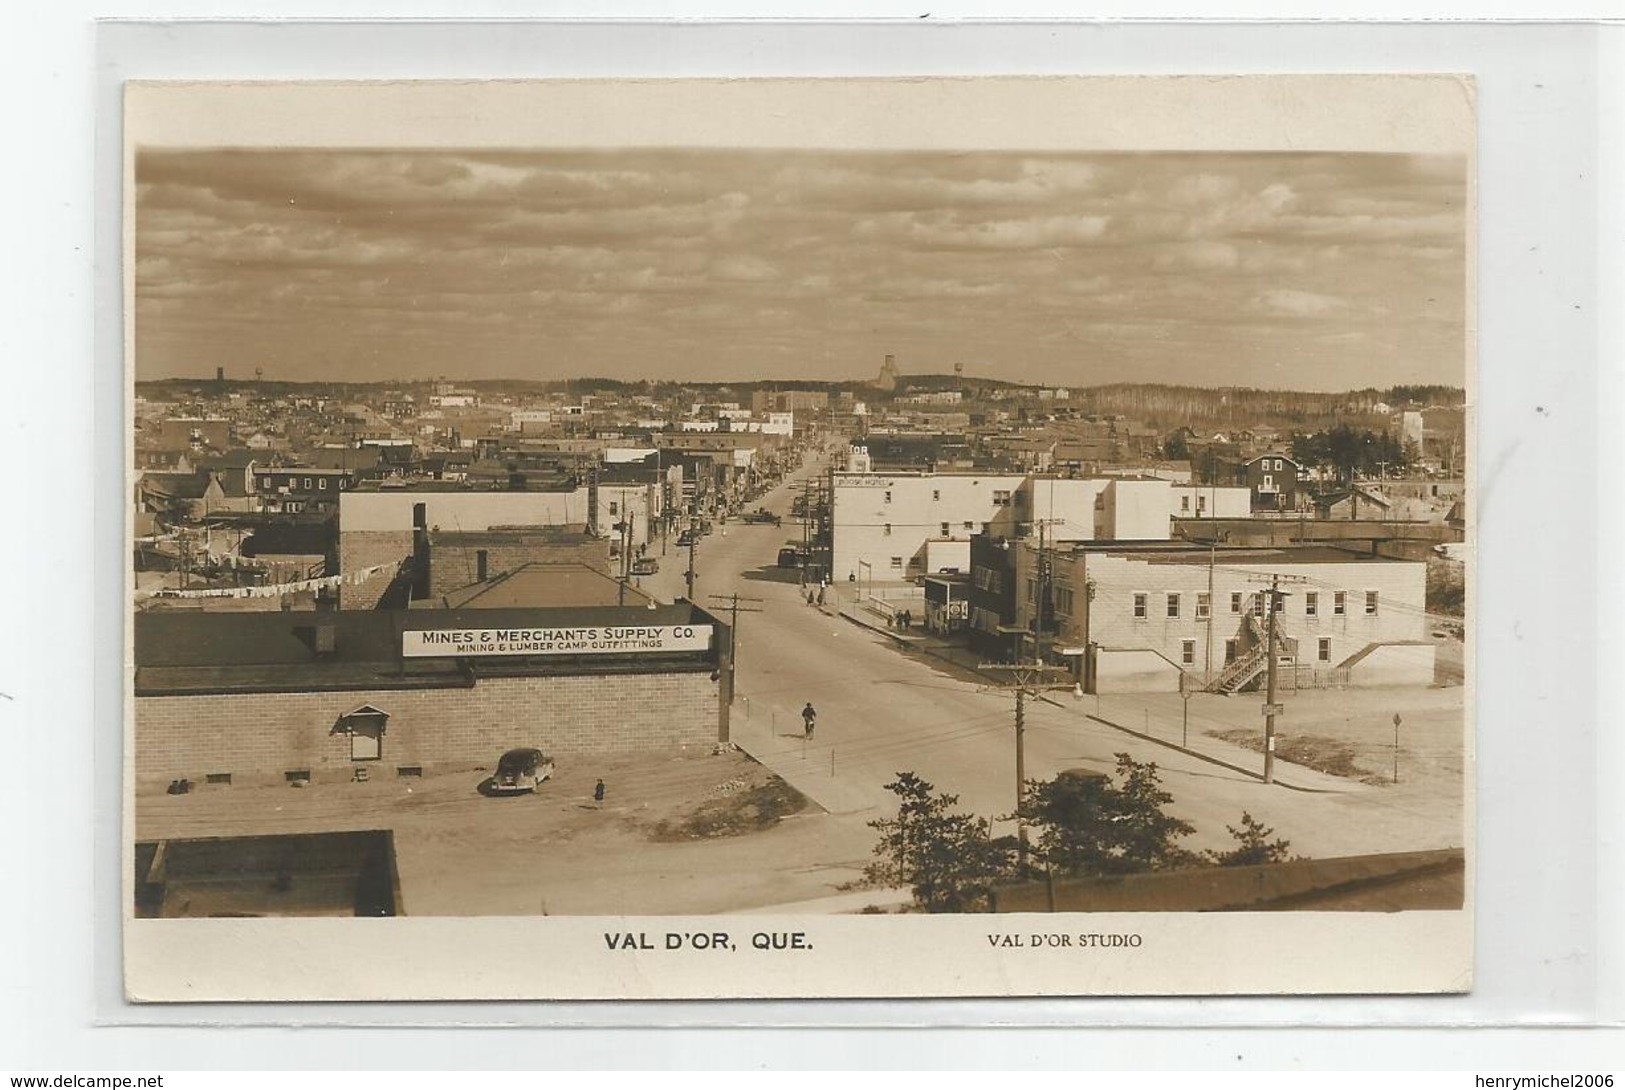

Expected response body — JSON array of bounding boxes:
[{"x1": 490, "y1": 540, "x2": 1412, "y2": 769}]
[
  {"x1": 487, "y1": 748, "x2": 555, "y2": 796},
  {"x1": 631, "y1": 556, "x2": 659, "y2": 575},
  {"x1": 777, "y1": 546, "x2": 808, "y2": 569},
  {"x1": 676, "y1": 529, "x2": 698, "y2": 547}
]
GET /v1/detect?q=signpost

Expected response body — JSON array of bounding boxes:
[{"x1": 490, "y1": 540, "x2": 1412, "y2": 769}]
[{"x1": 1393, "y1": 713, "x2": 1402, "y2": 784}]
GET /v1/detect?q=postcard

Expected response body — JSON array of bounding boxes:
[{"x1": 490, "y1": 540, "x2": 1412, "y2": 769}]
[{"x1": 125, "y1": 75, "x2": 1473, "y2": 1000}]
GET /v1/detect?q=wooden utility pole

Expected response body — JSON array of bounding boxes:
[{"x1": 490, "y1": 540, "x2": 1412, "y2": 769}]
[
  {"x1": 978, "y1": 643, "x2": 1074, "y2": 875},
  {"x1": 685, "y1": 533, "x2": 697, "y2": 600},
  {"x1": 707, "y1": 592, "x2": 762, "y2": 704},
  {"x1": 1248, "y1": 572, "x2": 1307, "y2": 784}
]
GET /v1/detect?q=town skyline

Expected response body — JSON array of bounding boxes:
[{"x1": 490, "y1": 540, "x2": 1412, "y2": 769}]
[{"x1": 136, "y1": 148, "x2": 1468, "y2": 391}]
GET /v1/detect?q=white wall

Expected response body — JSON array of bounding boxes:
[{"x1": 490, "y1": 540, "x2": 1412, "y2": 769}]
[
  {"x1": 1100, "y1": 479, "x2": 1174, "y2": 539},
  {"x1": 832, "y1": 471, "x2": 1027, "y2": 583},
  {"x1": 1172, "y1": 485, "x2": 1252, "y2": 519},
  {"x1": 340, "y1": 489, "x2": 591, "y2": 534}
]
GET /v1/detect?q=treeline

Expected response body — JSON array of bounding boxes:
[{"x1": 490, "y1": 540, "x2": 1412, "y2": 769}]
[
  {"x1": 867, "y1": 757, "x2": 1294, "y2": 913},
  {"x1": 1073, "y1": 383, "x2": 1463, "y2": 433}
]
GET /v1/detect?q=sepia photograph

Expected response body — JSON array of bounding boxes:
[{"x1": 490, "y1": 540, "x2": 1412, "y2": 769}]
[{"x1": 124, "y1": 76, "x2": 1474, "y2": 1000}]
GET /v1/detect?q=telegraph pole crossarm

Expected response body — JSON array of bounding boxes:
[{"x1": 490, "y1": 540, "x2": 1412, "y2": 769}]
[{"x1": 707, "y1": 593, "x2": 763, "y2": 704}]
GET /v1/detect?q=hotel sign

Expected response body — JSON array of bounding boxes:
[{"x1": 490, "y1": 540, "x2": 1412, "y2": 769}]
[{"x1": 402, "y1": 624, "x2": 713, "y2": 658}]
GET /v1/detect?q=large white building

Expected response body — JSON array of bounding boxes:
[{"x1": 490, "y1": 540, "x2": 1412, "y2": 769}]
[
  {"x1": 831, "y1": 471, "x2": 1250, "y2": 585},
  {"x1": 1004, "y1": 542, "x2": 1434, "y2": 693}
]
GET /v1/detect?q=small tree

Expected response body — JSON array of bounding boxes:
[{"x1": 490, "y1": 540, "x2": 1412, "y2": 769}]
[
  {"x1": 867, "y1": 772, "x2": 1013, "y2": 913},
  {"x1": 1019, "y1": 754, "x2": 1198, "y2": 879},
  {"x1": 1206, "y1": 811, "x2": 1294, "y2": 867}
]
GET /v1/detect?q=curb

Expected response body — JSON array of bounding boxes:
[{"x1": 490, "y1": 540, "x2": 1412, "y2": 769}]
[{"x1": 1080, "y1": 711, "x2": 1343, "y2": 795}]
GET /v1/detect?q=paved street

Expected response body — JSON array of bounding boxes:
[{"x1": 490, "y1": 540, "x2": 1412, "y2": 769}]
[{"x1": 647, "y1": 456, "x2": 1465, "y2": 864}]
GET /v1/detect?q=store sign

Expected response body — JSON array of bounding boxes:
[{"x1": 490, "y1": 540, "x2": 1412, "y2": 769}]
[{"x1": 402, "y1": 624, "x2": 713, "y2": 658}]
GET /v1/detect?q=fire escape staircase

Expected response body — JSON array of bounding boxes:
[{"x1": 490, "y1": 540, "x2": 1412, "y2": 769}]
[{"x1": 1208, "y1": 612, "x2": 1294, "y2": 695}]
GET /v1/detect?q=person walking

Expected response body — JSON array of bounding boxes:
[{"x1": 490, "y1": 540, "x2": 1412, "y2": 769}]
[{"x1": 801, "y1": 702, "x2": 817, "y2": 740}]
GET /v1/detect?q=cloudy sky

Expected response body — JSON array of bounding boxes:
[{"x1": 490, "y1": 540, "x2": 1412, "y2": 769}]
[{"x1": 134, "y1": 149, "x2": 1467, "y2": 389}]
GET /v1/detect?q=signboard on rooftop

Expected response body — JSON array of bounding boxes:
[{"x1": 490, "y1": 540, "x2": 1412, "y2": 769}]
[{"x1": 402, "y1": 624, "x2": 713, "y2": 658}]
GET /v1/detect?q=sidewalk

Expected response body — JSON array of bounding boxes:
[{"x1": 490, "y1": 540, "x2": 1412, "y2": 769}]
[
  {"x1": 834, "y1": 600, "x2": 986, "y2": 675},
  {"x1": 839, "y1": 600, "x2": 1362, "y2": 795},
  {"x1": 728, "y1": 704, "x2": 894, "y2": 818}
]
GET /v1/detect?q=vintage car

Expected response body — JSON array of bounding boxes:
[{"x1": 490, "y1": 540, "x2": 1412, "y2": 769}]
[
  {"x1": 740, "y1": 508, "x2": 782, "y2": 526},
  {"x1": 487, "y1": 748, "x2": 556, "y2": 796},
  {"x1": 631, "y1": 556, "x2": 659, "y2": 575}
]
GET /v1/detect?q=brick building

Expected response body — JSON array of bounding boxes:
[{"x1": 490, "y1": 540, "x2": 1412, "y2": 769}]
[{"x1": 133, "y1": 603, "x2": 730, "y2": 791}]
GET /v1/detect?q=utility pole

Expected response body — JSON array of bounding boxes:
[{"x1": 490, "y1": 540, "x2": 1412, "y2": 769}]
[
  {"x1": 685, "y1": 533, "x2": 697, "y2": 601},
  {"x1": 615, "y1": 505, "x2": 633, "y2": 607},
  {"x1": 978, "y1": 639, "x2": 1074, "y2": 875},
  {"x1": 1247, "y1": 572, "x2": 1306, "y2": 784},
  {"x1": 707, "y1": 592, "x2": 762, "y2": 704}
]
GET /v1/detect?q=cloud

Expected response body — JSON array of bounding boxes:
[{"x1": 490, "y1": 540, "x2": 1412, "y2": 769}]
[
  {"x1": 1254, "y1": 288, "x2": 1346, "y2": 316},
  {"x1": 134, "y1": 148, "x2": 1467, "y2": 388},
  {"x1": 1152, "y1": 241, "x2": 1239, "y2": 271},
  {"x1": 708, "y1": 255, "x2": 779, "y2": 283}
]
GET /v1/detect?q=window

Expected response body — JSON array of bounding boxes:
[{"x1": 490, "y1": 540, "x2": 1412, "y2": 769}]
[
  {"x1": 1027, "y1": 579, "x2": 1039, "y2": 604},
  {"x1": 981, "y1": 522, "x2": 991, "y2": 534},
  {"x1": 1167, "y1": 593, "x2": 1181, "y2": 619},
  {"x1": 1056, "y1": 587, "x2": 1075, "y2": 616},
  {"x1": 1231, "y1": 591, "x2": 1243, "y2": 614},
  {"x1": 889, "y1": 556, "x2": 903, "y2": 570},
  {"x1": 964, "y1": 521, "x2": 975, "y2": 531},
  {"x1": 1180, "y1": 495, "x2": 1191, "y2": 513},
  {"x1": 1305, "y1": 591, "x2": 1318, "y2": 617},
  {"x1": 1133, "y1": 593, "x2": 1147, "y2": 619},
  {"x1": 1252, "y1": 593, "x2": 1266, "y2": 617},
  {"x1": 932, "y1": 489, "x2": 941, "y2": 502},
  {"x1": 318, "y1": 477, "x2": 328, "y2": 490},
  {"x1": 260, "y1": 476, "x2": 272, "y2": 490},
  {"x1": 884, "y1": 490, "x2": 892, "y2": 504},
  {"x1": 205, "y1": 772, "x2": 231, "y2": 785},
  {"x1": 303, "y1": 477, "x2": 312, "y2": 490},
  {"x1": 1225, "y1": 638, "x2": 1239, "y2": 664},
  {"x1": 883, "y1": 523, "x2": 892, "y2": 536},
  {"x1": 1318, "y1": 637, "x2": 1332, "y2": 663},
  {"x1": 1181, "y1": 639, "x2": 1196, "y2": 666},
  {"x1": 940, "y1": 522, "x2": 951, "y2": 537},
  {"x1": 1196, "y1": 592, "x2": 1211, "y2": 620},
  {"x1": 1366, "y1": 590, "x2": 1379, "y2": 615},
  {"x1": 1263, "y1": 474, "x2": 1275, "y2": 489},
  {"x1": 1197, "y1": 495, "x2": 1206, "y2": 513},
  {"x1": 993, "y1": 490, "x2": 1013, "y2": 506},
  {"x1": 1334, "y1": 591, "x2": 1347, "y2": 616},
  {"x1": 609, "y1": 501, "x2": 619, "y2": 516}
]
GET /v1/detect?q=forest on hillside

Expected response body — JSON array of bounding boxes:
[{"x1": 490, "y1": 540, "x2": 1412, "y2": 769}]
[{"x1": 1069, "y1": 384, "x2": 1464, "y2": 433}]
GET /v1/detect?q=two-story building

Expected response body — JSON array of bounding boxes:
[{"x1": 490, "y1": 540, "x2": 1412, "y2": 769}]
[{"x1": 994, "y1": 541, "x2": 1434, "y2": 694}]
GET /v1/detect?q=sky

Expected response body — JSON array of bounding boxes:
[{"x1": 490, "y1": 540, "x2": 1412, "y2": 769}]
[{"x1": 134, "y1": 148, "x2": 1468, "y2": 390}]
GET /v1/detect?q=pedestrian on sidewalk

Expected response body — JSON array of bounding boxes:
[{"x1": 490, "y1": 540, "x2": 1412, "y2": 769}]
[
  {"x1": 593, "y1": 779, "x2": 606, "y2": 808},
  {"x1": 816, "y1": 584, "x2": 826, "y2": 607}
]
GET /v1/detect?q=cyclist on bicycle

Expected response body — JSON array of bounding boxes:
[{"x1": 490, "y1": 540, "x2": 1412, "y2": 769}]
[{"x1": 801, "y1": 702, "x2": 817, "y2": 740}]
